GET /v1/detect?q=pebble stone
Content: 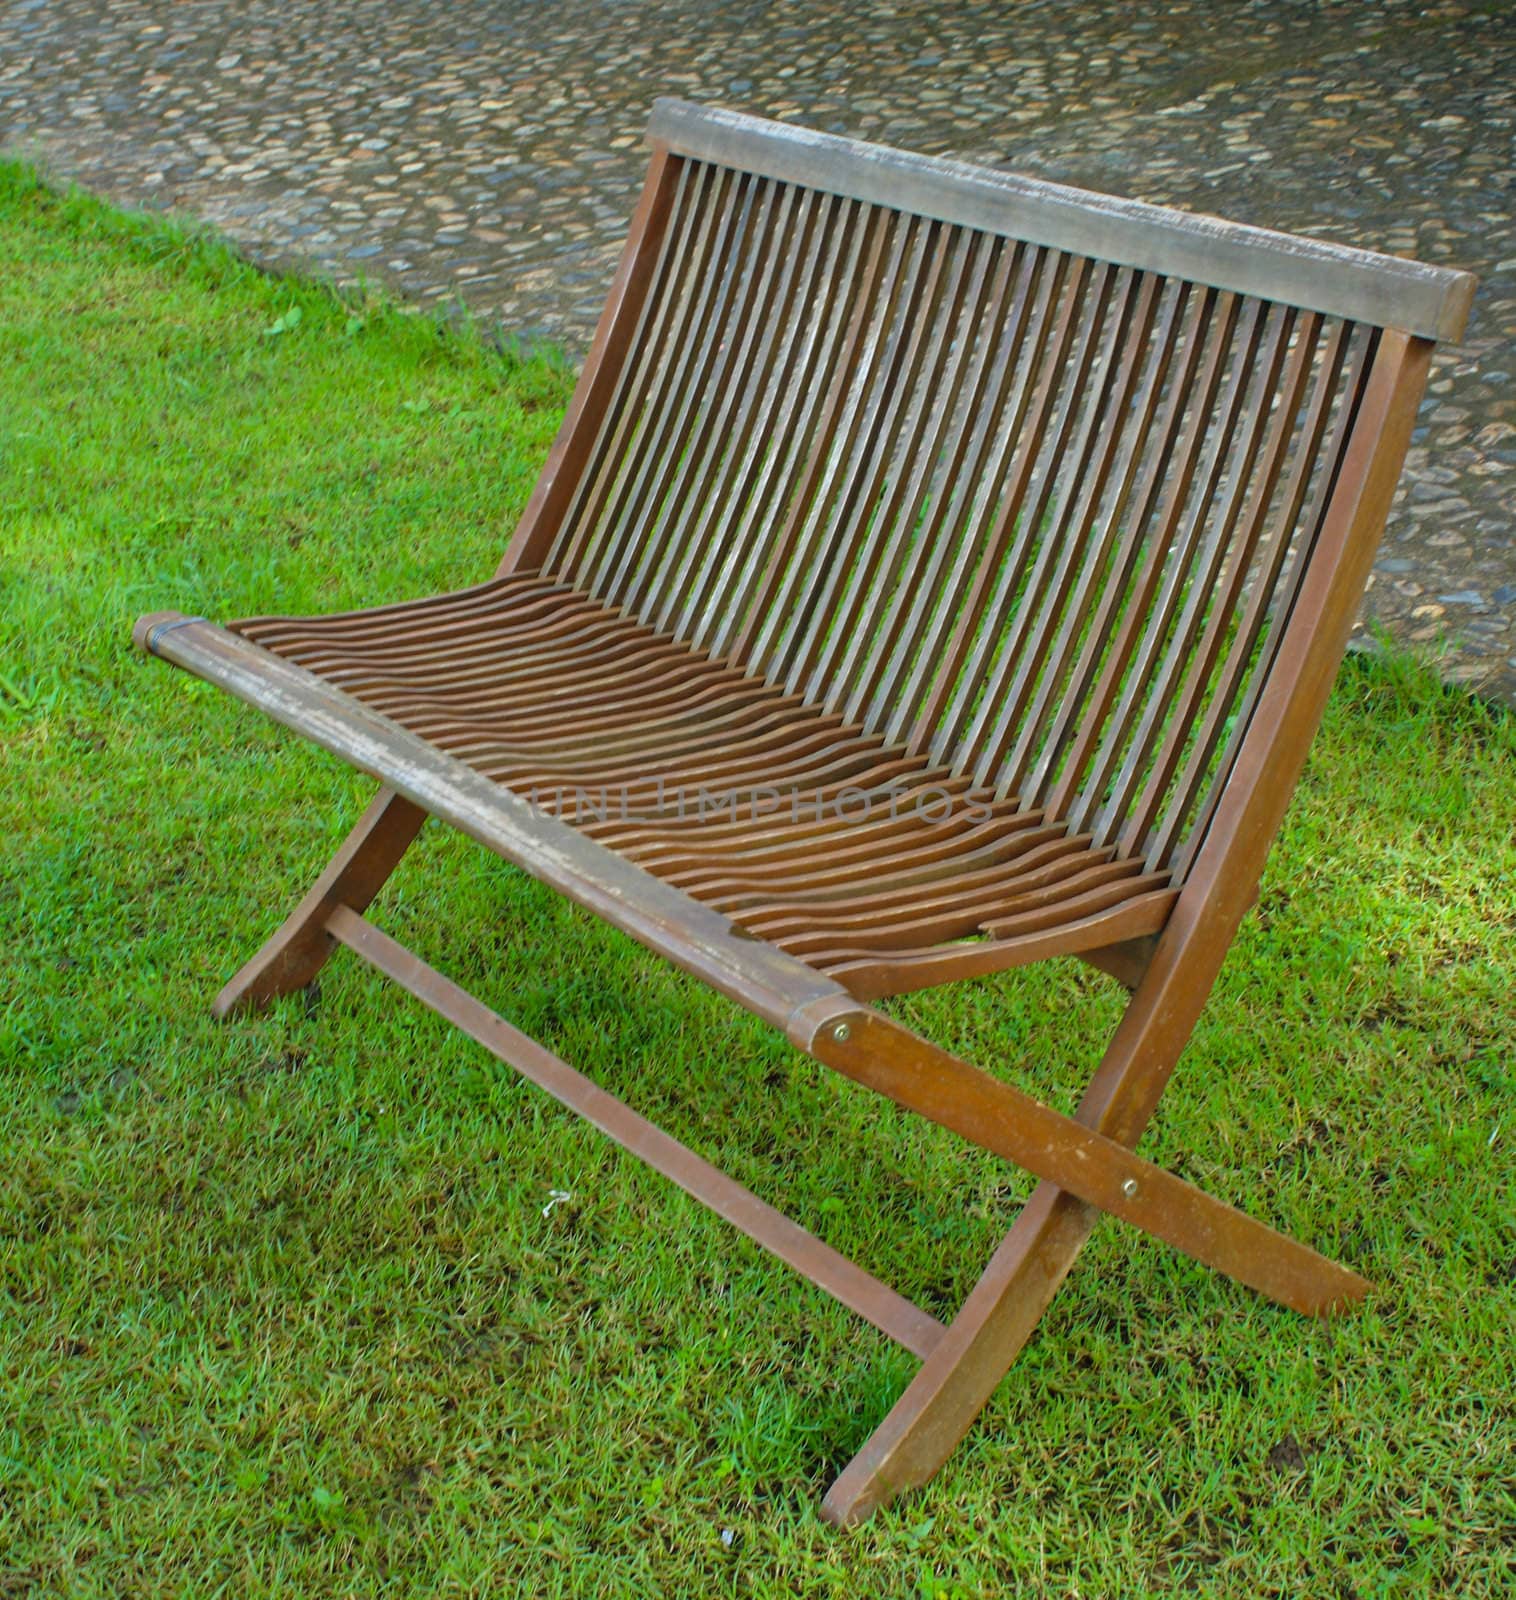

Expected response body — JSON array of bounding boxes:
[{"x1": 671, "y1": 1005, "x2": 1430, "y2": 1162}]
[{"x1": 1, "y1": 0, "x2": 1512, "y2": 706}]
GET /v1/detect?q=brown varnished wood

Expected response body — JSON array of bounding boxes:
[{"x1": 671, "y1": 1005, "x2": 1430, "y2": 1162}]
[
  {"x1": 137, "y1": 100, "x2": 1465, "y2": 1529},
  {"x1": 649, "y1": 99, "x2": 1475, "y2": 341},
  {"x1": 217, "y1": 577, "x2": 1173, "y2": 983},
  {"x1": 799, "y1": 1008, "x2": 1366, "y2": 1316}
]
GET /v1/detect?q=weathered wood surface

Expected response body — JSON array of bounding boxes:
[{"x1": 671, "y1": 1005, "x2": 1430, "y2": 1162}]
[{"x1": 649, "y1": 98, "x2": 1476, "y2": 341}]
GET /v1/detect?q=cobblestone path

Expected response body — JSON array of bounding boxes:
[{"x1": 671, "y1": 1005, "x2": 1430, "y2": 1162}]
[{"x1": 3, "y1": 0, "x2": 1512, "y2": 702}]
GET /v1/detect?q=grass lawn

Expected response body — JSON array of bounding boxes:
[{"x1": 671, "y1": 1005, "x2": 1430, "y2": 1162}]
[{"x1": 2, "y1": 161, "x2": 1513, "y2": 1598}]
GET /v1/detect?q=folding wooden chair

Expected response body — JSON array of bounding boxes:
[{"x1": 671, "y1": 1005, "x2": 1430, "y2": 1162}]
[{"x1": 135, "y1": 101, "x2": 1476, "y2": 1523}]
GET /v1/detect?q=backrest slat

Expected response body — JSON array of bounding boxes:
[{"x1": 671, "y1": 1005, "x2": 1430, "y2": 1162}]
[
  {"x1": 727, "y1": 208, "x2": 897, "y2": 663},
  {"x1": 1073, "y1": 297, "x2": 1273, "y2": 842},
  {"x1": 810, "y1": 230, "x2": 1002, "y2": 710},
  {"x1": 880, "y1": 243, "x2": 1058, "y2": 746},
  {"x1": 914, "y1": 251, "x2": 1091, "y2": 756},
  {"x1": 625, "y1": 178, "x2": 797, "y2": 621},
  {"x1": 840, "y1": 237, "x2": 1023, "y2": 723},
  {"x1": 1169, "y1": 322, "x2": 1380, "y2": 876},
  {"x1": 1102, "y1": 304, "x2": 1300, "y2": 852},
  {"x1": 527, "y1": 110, "x2": 1469, "y2": 883},
  {"x1": 651, "y1": 186, "x2": 828, "y2": 636},
  {"x1": 940, "y1": 258, "x2": 1126, "y2": 775},
  {"x1": 1044, "y1": 286, "x2": 1229, "y2": 825},
  {"x1": 1089, "y1": 299, "x2": 1281, "y2": 836},
  {"x1": 546, "y1": 157, "x2": 712, "y2": 580},
  {"x1": 756, "y1": 213, "x2": 943, "y2": 681},
  {"x1": 1125, "y1": 309, "x2": 1323, "y2": 862},
  {"x1": 837, "y1": 236, "x2": 1029, "y2": 720},
  {"x1": 693, "y1": 196, "x2": 873, "y2": 652},
  {"x1": 968, "y1": 267, "x2": 1164, "y2": 790},
  {"x1": 591, "y1": 170, "x2": 762, "y2": 605},
  {"x1": 1017, "y1": 277, "x2": 1195, "y2": 801},
  {"x1": 1144, "y1": 307, "x2": 1330, "y2": 870},
  {"x1": 1054, "y1": 291, "x2": 1245, "y2": 836},
  {"x1": 1151, "y1": 318, "x2": 1352, "y2": 866},
  {"x1": 780, "y1": 217, "x2": 962, "y2": 689}
]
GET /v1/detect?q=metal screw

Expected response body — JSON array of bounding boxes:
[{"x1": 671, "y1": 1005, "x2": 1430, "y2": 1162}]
[
  {"x1": 832, "y1": 1022, "x2": 851, "y2": 1043},
  {"x1": 1121, "y1": 1177, "x2": 1139, "y2": 1199}
]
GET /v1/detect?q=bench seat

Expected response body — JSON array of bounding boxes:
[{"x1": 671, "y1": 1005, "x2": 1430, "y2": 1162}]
[{"x1": 229, "y1": 571, "x2": 1177, "y2": 998}]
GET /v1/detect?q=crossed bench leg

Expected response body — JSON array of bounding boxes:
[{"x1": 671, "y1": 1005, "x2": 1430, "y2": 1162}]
[
  {"x1": 795, "y1": 968, "x2": 1366, "y2": 1521},
  {"x1": 218, "y1": 785, "x2": 1367, "y2": 1526},
  {"x1": 214, "y1": 788, "x2": 426, "y2": 1017}
]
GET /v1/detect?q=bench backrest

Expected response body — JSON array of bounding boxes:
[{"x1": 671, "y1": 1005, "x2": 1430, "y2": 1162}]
[{"x1": 508, "y1": 101, "x2": 1473, "y2": 879}]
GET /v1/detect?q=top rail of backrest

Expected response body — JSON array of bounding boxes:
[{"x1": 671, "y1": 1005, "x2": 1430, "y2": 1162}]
[{"x1": 648, "y1": 98, "x2": 1475, "y2": 343}]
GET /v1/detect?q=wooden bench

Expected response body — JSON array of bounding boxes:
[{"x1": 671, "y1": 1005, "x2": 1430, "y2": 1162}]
[{"x1": 135, "y1": 99, "x2": 1476, "y2": 1524}]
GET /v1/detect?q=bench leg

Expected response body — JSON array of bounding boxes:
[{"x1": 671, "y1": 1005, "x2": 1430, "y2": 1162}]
[
  {"x1": 820, "y1": 916, "x2": 1281, "y2": 1526},
  {"x1": 822, "y1": 1183, "x2": 1102, "y2": 1525},
  {"x1": 213, "y1": 787, "x2": 427, "y2": 1018}
]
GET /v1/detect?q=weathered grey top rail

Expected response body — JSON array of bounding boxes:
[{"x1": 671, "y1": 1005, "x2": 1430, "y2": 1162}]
[{"x1": 648, "y1": 98, "x2": 1476, "y2": 343}]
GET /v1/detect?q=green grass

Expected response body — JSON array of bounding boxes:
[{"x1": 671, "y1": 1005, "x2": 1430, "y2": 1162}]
[{"x1": 2, "y1": 162, "x2": 1513, "y2": 1597}]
